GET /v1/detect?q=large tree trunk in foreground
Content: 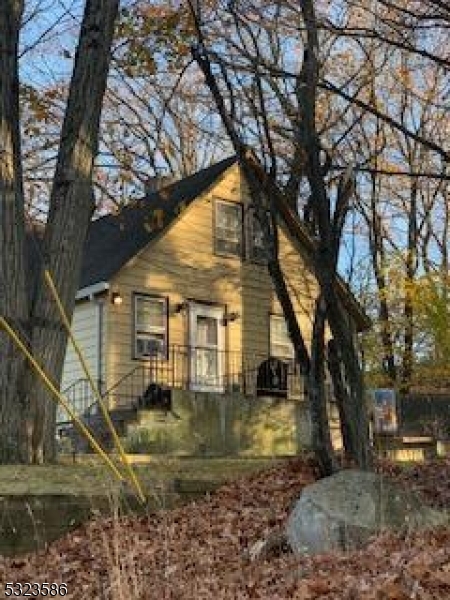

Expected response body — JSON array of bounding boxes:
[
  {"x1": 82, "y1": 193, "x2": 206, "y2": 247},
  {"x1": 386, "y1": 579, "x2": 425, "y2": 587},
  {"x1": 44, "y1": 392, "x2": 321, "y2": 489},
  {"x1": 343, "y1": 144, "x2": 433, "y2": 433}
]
[
  {"x1": 192, "y1": 40, "x2": 338, "y2": 477},
  {"x1": 27, "y1": 0, "x2": 120, "y2": 464},
  {"x1": 192, "y1": 0, "x2": 369, "y2": 473},
  {"x1": 308, "y1": 296, "x2": 337, "y2": 475},
  {"x1": 0, "y1": 0, "x2": 120, "y2": 464},
  {"x1": 325, "y1": 298, "x2": 372, "y2": 469},
  {"x1": 243, "y1": 162, "x2": 338, "y2": 477},
  {"x1": 327, "y1": 339, "x2": 353, "y2": 461},
  {"x1": 299, "y1": 0, "x2": 372, "y2": 470},
  {"x1": 0, "y1": 1, "x2": 30, "y2": 463}
]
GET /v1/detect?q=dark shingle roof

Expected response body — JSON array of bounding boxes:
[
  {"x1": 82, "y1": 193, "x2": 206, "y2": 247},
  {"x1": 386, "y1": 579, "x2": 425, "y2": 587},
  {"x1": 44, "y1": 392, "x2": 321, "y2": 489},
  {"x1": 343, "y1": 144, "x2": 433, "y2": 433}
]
[
  {"x1": 79, "y1": 156, "x2": 236, "y2": 288},
  {"x1": 25, "y1": 154, "x2": 369, "y2": 329}
]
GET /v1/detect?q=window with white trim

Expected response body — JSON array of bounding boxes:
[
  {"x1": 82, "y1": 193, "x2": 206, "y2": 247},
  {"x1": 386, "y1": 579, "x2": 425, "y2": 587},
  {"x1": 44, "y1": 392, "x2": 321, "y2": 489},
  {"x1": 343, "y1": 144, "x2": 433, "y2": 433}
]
[
  {"x1": 270, "y1": 315, "x2": 294, "y2": 359},
  {"x1": 214, "y1": 199, "x2": 243, "y2": 257},
  {"x1": 134, "y1": 294, "x2": 168, "y2": 359}
]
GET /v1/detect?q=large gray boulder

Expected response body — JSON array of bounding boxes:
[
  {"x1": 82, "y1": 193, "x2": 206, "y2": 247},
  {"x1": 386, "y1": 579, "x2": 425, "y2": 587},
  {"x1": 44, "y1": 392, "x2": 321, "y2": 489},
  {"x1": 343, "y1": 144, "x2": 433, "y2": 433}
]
[{"x1": 286, "y1": 469, "x2": 447, "y2": 555}]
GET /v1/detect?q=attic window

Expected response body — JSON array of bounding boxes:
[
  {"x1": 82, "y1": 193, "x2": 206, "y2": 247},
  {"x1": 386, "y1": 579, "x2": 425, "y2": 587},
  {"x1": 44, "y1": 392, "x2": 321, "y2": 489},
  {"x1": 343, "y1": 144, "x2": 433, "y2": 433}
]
[
  {"x1": 134, "y1": 294, "x2": 168, "y2": 360},
  {"x1": 214, "y1": 199, "x2": 243, "y2": 258}
]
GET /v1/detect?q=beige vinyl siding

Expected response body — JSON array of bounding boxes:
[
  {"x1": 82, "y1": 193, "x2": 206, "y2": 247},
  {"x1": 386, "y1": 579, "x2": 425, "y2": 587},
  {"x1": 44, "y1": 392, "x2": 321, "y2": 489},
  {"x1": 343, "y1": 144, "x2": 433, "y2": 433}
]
[
  {"x1": 61, "y1": 299, "x2": 106, "y2": 392},
  {"x1": 105, "y1": 164, "x2": 320, "y2": 400},
  {"x1": 107, "y1": 165, "x2": 243, "y2": 391}
]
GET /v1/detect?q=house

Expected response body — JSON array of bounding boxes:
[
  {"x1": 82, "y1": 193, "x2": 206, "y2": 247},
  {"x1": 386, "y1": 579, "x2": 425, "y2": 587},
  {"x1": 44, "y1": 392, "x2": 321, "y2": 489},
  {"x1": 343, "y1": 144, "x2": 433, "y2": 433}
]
[{"x1": 59, "y1": 156, "x2": 369, "y2": 455}]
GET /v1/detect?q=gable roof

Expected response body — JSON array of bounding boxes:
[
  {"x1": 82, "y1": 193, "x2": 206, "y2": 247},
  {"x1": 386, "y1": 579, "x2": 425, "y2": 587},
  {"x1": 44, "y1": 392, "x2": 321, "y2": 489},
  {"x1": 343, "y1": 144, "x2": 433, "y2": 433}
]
[
  {"x1": 79, "y1": 156, "x2": 237, "y2": 289},
  {"x1": 25, "y1": 154, "x2": 368, "y2": 329}
]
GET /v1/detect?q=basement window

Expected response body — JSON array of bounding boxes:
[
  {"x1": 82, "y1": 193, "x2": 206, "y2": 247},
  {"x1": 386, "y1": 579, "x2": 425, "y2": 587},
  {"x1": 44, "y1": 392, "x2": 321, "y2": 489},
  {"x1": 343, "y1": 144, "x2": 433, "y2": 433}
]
[
  {"x1": 270, "y1": 315, "x2": 294, "y2": 360},
  {"x1": 134, "y1": 294, "x2": 168, "y2": 359},
  {"x1": 214, "y1": 199, "x2": 243, "y2": 258}
]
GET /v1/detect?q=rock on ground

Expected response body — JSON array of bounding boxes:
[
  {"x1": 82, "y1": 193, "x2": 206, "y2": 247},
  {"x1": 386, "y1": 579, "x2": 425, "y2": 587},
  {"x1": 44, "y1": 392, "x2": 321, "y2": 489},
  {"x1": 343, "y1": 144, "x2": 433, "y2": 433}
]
[{"x1": 286, "y1": 469, "x2": 448, "y2": 555}]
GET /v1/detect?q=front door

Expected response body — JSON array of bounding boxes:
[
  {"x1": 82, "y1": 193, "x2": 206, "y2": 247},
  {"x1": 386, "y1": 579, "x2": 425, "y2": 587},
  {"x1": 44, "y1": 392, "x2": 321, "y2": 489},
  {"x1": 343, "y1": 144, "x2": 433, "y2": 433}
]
[{"x1": 189, "y1": 303, "x2": 225, "y2": 392}]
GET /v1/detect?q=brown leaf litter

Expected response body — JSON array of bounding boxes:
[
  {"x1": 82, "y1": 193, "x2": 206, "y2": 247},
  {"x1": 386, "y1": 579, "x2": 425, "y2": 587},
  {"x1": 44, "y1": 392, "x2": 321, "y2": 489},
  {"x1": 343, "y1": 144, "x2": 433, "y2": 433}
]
[{"x1": 0, "y1": 457, "x2": 449, "y2": 599}]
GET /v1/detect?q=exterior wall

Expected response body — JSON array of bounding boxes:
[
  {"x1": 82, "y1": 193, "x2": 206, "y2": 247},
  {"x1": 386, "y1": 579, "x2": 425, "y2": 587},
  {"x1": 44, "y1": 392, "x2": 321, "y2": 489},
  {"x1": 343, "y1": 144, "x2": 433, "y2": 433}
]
[
  {"x1": 125, "y1": 390, "x2": 313, "y2": 457},
  {"x1": 105, "y1": 164, "x2": 320, "y2": 403},
  {"x1": 241, "y1": 224, "x2": 318, "y2": 356},
  {"x1": 61, "y1": 298, "x2": 107, "y2": 393},
  {"x1": 124, "y1": 390, "x2": 342, "y2": 456}
]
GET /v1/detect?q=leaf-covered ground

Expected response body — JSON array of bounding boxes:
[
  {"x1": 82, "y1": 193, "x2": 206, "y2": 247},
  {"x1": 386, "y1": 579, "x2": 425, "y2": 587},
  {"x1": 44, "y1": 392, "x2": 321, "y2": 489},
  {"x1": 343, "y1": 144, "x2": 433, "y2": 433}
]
[{"x1": 1, "y1": 458, "x2": 449, "y2": 599}]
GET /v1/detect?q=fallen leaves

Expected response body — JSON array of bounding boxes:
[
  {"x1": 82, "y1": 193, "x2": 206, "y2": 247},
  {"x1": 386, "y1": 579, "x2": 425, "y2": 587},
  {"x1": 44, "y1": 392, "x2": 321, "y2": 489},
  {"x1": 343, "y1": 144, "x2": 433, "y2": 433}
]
[
  {"x1": 377, "y1": 457, "x2": 450, "y2": 510},
  {"x1": 0, "y1": 457, "x2": 448, "y2": 599}
]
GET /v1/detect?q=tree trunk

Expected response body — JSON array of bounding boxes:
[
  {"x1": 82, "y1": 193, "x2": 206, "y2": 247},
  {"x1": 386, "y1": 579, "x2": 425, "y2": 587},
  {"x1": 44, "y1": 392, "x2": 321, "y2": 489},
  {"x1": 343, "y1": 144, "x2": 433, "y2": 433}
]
[
  {"x1": 298, "y1": 0, "x2": 372, "y2": 470},
  {"x1": 308, "y1": 296, "x2": 337, "y2": 476},
  {"x1": 0, "y1": 1, "x2": 31, "y2": 463},
  {"x1": 401, "y1": 179, "x2": 418, "y2": 392},
  {"x1": 28, "y1": 0, "x2": 120, "y2": 463},
  {"x1": 326, "y1": 296, "x2": 373, "y2": 470},
  {"x1": 327, "y1": 338, "x2": 354, "y2": 461},
  {"x1": 0, "y1": 0, "x2": 119, "y2": 464},
  {"x1": 243, "y1": 164, "x2": 337, "y2": 475},
  {"x1": 371, "y1": 212, "x2": 397, "y2": 384},
  {"x1": 192, "y1": 5, "x2": 363, "y2": 473}
]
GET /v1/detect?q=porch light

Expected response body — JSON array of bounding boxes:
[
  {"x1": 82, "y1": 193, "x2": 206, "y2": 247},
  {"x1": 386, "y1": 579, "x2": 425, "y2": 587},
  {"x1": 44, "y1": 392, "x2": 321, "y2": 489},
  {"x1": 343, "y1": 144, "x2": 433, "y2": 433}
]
[
  {"x1": 223, "y1": 311, "x2": 240, "y2": 325},
  {"x1": 174, "y1": 301, "x2": 188, "y2": 314},
  {"x1": 111, "y1": 291, "x2": 123, "y2": 306}
]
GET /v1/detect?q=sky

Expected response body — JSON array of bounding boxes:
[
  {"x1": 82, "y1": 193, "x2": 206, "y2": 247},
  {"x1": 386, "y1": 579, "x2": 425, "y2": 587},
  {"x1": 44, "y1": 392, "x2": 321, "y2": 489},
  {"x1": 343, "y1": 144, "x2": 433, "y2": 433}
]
[{"x1": 20, "y1": 0, "x2": 84, "y2": 88}]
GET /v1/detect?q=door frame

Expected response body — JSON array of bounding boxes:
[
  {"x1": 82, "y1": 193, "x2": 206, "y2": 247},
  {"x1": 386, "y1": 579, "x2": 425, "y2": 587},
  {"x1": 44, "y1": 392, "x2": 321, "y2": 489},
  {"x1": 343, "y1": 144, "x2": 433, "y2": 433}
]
[{"x1": 188, "y1": 301, "x2": 226, "y2": 392}]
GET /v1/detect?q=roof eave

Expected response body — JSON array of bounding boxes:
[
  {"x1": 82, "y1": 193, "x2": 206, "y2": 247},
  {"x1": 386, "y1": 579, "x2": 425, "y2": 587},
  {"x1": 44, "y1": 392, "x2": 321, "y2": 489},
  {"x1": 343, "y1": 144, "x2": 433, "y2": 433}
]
[{"x1": 76, "y1": 281, "x2": 109, "y2": 300}]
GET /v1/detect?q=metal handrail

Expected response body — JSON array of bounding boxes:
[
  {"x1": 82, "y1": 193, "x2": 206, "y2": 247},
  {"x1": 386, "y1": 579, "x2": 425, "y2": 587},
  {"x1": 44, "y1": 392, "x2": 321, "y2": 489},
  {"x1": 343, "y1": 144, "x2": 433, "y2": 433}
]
[
  {"x1": 104, "y1": 345, "x2": 306, "y2": 406},
  {"x1": 59, "y1": 346, "x2": 309, "y2": 424},
  {"x1": 57, "y1": 378, "x2": 92, "y2": 425}
]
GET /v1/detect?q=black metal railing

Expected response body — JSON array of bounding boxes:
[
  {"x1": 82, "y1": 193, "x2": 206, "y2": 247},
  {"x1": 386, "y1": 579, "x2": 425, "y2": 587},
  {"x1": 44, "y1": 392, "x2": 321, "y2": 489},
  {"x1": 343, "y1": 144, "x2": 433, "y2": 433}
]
[
  {"x1": 57, "y1": 378, "x2": 93, "y2": 425},
  {"x1": 102, "y1": 345, "x2": 306, "y2": 408},
  {"x1": 57, "y1": 345, "x2": 311, "y2": 424}
]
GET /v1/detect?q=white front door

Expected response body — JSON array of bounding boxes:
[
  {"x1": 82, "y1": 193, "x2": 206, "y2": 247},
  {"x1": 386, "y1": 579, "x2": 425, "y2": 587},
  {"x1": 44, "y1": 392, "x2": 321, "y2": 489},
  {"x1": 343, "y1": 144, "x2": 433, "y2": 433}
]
[{"x1": 189, "y1": 303, "x2": 225, "y2": 392}]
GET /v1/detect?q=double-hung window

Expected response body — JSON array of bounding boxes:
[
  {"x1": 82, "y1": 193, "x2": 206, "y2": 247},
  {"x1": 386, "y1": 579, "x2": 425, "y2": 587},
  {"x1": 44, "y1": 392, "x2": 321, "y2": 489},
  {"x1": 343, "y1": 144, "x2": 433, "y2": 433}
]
[
  {"x1": 270, "y1": 315, "x2": 294, "y2": 360},
  {"x1": 134, "y1": 294, "x2": 168, "y2": 359},
  {"x1": 214, "y1": 199, "x2": 243, "y2": 257}
]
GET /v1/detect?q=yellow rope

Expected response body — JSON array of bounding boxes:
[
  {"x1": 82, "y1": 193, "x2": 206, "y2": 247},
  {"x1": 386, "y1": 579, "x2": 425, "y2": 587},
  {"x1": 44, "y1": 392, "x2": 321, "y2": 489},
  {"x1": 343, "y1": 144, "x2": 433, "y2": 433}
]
[
  {"x1": 0, "y1": 316, "x2": 123, "y2": 482},
  {"x1": 43, "y1": 270, "x2": 146, "y2": 504}
]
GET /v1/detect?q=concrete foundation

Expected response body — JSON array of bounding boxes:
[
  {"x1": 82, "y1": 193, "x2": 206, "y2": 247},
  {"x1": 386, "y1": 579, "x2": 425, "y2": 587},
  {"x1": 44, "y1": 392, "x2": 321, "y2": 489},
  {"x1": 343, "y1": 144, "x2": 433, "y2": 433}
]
[{"x1": 124, "y1": 390, "x2": 315, "y2": 457}]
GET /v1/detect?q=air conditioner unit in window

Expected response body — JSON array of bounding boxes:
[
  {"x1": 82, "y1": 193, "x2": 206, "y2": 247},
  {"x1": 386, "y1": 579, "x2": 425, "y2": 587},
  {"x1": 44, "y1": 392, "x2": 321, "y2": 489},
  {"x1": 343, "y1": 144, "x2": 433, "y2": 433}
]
[{"x1": 137, "y1": 337, "x2": 162, "y2": 357}]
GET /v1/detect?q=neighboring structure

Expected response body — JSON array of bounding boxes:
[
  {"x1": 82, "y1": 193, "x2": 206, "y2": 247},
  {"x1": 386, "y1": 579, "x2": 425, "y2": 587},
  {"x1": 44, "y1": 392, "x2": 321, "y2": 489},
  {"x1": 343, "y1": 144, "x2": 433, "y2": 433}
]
[{"x1": 59, "y1": 156, "x2": 369, "y2": 455}]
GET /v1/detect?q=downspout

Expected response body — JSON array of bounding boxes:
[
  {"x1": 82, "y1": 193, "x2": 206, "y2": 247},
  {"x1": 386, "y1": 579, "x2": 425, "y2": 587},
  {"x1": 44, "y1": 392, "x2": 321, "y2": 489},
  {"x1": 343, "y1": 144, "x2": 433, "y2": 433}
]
[{"x1": 91, "y1": 296, "x2": 104, "y2": 395}]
